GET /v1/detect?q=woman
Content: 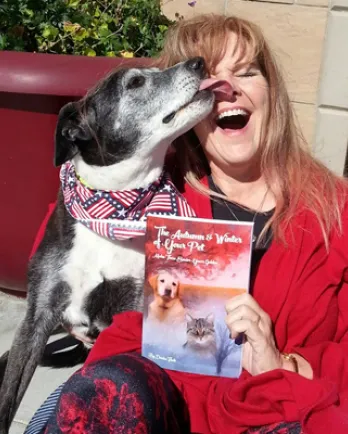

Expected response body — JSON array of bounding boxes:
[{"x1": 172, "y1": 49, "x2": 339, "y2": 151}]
[{"x1": 26, "y1": 13, "x2": 348, "y2": 434}]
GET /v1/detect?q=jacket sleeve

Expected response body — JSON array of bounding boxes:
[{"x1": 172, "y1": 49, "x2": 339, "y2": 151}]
[
  {"x1": 289, "y1": 206, "x2": 348, "y2": 391},
  {"x1": 289, "y1": 275, "x2": 348, "y2": 433},
  {"x1": 284, "y1": 207, "x2": 348, "y2": 432}
]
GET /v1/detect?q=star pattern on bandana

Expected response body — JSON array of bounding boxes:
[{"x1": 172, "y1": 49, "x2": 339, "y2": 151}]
[{"x1": 60, "y1": 162, "x2": 196, "y2": 241}]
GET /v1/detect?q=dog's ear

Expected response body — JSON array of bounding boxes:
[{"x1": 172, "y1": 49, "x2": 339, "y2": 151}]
[
  {"x1": 176, "y1": 281, "x2": 181, "y2": 297},
  {"x1": 54, "y1": 102, "x2": 93, "y2": 167},
  {"x1": 148, "y1": 274, "x2": 158, "y2": 293}
]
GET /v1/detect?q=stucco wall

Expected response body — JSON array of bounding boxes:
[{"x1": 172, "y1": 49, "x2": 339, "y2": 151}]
[
  {"x1": 162, "y1": 0, "x2": 329, "y2": 153},
  {"x1": 313, "y1": 0, "x2": 348, "y2": 175}
]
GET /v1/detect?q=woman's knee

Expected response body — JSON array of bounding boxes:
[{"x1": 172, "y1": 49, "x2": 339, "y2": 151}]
[{"x1": 48, "y1": 354, "x2": 190, "y2": 433}]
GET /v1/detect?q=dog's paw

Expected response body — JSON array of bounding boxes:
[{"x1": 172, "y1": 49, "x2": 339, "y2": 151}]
[{"x1": 70, "y1": 325, "x2": 95, "y2": 345}]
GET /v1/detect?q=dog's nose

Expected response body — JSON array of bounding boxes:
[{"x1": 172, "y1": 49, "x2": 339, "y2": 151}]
[
  {"x1": 185, "y1": 57, "x2": 206, "y2": 75},
  {"x1": 164, "y1": 289, "x2": 172, "y2": 297}
]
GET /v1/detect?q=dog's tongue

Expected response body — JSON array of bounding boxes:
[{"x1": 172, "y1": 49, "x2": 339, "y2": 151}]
[{"x1": 199, "y1": 78, "x2": 233, "y2": 100}]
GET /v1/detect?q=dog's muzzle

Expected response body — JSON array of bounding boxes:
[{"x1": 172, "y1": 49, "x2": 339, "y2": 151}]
[{"x1": 164, "y1": 289, "x2": 172, "y2": 297}]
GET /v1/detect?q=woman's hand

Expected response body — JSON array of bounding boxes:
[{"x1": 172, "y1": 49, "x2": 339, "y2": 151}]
[
  {"x1": 225, "y1": 293, "x2": 282, "y2": 376},
  {"x1": 225, "y1": 293, "x2": 313, "y2": 378}
]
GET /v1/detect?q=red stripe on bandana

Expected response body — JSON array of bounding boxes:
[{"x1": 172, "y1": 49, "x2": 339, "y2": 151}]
[{"x1": 60, "y1": 162, "x2": 196, "y2": 241}]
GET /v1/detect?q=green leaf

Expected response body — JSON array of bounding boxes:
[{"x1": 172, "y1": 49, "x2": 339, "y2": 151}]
[
  {"x1": 67, "y1": 0, "x2": 80, "y2": 9},
  {"x1": 63, "y1": 22, "x2": 81, "y2": 33},
  {"x1": 89, "y1": 30, "x2": 98, "y2": 39},
  {"x1": 84, "y1": 47, "x2": 96, "y2": 57},
  {"x1": 74, "y1": 27, "x2": 88, "y2": 41},
  {"x1": 42, "y1": 25, "x2": 59, "y2": 40},
  {"x1": 38, "y1": 41, "x2": 48, "y2": 51},
  {"x1": 120, "y1": 50, "x2": 134, "y2": 58},
  {"x1": 23, "y1": 8, "x2": 34, "y2": 18},
  {"x1": 0, "y1": 33, "x2": 7, "y2": 50},
  {"x1": 110, "y1": 39, "x2": 124, "y2": 52},
  {"x1": 98, "y1": 23, "x2": 109, "y2": 38},
  {"x1": 158, "y1": 24, "x2": 168, "y2": 33},
  {"x1": 101, "y1": 12, "x2": 113, "y2": 24}
]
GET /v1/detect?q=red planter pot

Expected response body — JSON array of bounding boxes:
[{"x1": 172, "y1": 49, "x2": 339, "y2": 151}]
[{"x1": 0, "y1": 51, "x2": 150, "y2": 295}]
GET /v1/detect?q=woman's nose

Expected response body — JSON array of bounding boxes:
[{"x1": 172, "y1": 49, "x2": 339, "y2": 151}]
[
  {"x1": 211, "y1": 73, "x2": 241, "y2": 98},
  {"x1": 211, "y1": 76, "x2": 241, "y2": 101}
]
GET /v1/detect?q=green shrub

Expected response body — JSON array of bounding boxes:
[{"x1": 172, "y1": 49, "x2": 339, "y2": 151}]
[{"x1": 0, "y1": 0, "x2": 174, "y2": 57}]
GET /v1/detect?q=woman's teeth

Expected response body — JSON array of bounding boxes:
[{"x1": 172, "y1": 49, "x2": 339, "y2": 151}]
[
  {"x1": 217, "y1": 108, "x2": 249, "y2": 120},
  {"x1": 216, "y1": 108, "x2": 250, "y2": 130}
]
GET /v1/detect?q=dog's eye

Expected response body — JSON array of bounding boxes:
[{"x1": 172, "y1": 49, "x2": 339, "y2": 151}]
[
  {"x1": 126, "y1": 75, "x2": 145, "y2": 89},
  {"x1": 172, "y1": 282, "x2": 177, "y2": 286},
  {"x1": 160, "y1": 279, "x2": 165, "y2": 283}
]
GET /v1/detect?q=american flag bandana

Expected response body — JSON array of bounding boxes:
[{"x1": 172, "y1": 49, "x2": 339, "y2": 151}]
[{"x1": 60, "y1": 162, "x2": 196, "y2": 241}]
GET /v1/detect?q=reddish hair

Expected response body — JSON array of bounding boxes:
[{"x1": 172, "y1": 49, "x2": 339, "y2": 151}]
[{"x1": 157, "y1": 14, "x2": 347, "y2": 246}]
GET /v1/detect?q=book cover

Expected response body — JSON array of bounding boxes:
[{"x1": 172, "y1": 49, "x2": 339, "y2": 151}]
[{"x1": 141, "y1": 215, "x2": 254, "y2": 378}]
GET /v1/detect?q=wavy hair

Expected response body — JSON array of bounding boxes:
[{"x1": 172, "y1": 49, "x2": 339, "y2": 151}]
[{"x1": 156, "y1": 14, "x2": 347, "y2": 247}]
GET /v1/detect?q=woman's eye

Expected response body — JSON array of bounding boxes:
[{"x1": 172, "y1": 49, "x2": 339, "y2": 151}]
[{"x1": 236, "y1": 71, "x2": 257, "y2": 78}]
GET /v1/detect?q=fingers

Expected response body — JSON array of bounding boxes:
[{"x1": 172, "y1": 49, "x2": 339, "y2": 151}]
[
  {"x1": 225, "y1": 318, "x2": 264, "y2": 342},
  {"x1": 225, "y1": 293, "x2": 260, "y2": 314},
  {"x1": 225, "y1": 304, "x2": 260, "y2": 326},
  {"x1": 224, "y1": 294, "x2": 280, "y2": 376},
  {"x1": 225, "y1": 293, "x2": 271, "y2": 326},
  {"x1": 225, "y1": 293, "x2": 273, "y2": 342}
]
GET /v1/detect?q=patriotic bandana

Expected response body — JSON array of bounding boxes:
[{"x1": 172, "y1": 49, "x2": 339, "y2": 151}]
[{"x1": 60, "y1": 162, "x2": 196, "y2": 241}]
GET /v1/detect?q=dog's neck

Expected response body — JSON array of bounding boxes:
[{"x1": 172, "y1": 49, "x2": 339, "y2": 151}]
[{"x1": 72, "y1": 146, "x2": 168, "y2": 191}]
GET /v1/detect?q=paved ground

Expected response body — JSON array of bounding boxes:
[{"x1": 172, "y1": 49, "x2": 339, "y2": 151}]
[{"x1": 0, "y1": 292, "x2": 81, "y2": 433}]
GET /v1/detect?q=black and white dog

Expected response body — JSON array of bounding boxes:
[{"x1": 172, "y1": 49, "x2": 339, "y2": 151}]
[{"x1": 0, "y1": 57, "x2": 217, "y2": 432}]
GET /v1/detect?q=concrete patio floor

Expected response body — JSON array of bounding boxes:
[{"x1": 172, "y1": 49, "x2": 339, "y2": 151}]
[{"x1": 0, "y1": 292, "x2": 81, "y2": 434}]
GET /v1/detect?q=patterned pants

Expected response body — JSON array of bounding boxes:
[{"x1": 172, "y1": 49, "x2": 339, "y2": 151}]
[{"x1": 25, "y1": 353, "x2": 302, "y2": 434}]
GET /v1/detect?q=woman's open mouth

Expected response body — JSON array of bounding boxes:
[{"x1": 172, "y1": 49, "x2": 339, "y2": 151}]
[{"x1": 215, "y1": 108, "x2": 251, "y2": 132}]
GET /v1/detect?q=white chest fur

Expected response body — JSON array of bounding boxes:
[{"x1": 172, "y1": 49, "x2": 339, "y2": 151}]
[{"x1": 61, "y1": 223, "x2": 145, "y2": 329}]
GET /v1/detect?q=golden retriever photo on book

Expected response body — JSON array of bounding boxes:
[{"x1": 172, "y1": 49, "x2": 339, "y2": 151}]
[{"x1": 147, "y1": 271, "x2": 186, "y2": 324}]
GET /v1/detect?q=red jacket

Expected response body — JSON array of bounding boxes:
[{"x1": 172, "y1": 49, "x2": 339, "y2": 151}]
[{"x1": 31, "y1": 176, "x2": 348, "y2": 434}]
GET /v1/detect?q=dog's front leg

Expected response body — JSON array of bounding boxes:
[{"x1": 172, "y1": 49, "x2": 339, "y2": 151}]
[
  {"x1": 0, "y1": 283, "x2": 67, "y2": 434},
  {"x1": 0, "y1": 351, "x2": 8, "y2": 388}
]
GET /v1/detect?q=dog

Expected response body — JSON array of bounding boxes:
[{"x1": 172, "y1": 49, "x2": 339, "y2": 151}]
[
  {"x1": 148, "y1": 271, "x2": 186, "y2": 324},
  {"x1": 0, "y1": 57, "x2": 217, "y2": 432}
]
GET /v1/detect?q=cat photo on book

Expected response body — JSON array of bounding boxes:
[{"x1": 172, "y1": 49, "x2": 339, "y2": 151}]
[{"x1": 183, "y1": 313, "x2": 217, "y2": 358}]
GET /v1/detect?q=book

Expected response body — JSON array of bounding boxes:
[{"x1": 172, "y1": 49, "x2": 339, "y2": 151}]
[{"x1": 141, "y1": 215, "x2": 254, "y2": 378}]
